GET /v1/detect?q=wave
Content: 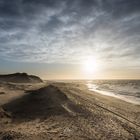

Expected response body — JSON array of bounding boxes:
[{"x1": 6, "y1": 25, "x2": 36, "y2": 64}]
[{"x1": 86, "y1": 80, "x2": 140, "y2": 105}]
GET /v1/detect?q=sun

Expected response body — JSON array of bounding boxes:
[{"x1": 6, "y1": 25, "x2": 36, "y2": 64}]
[{"x1": 82, "y1": 56, "x2": 98, "y2": 74}]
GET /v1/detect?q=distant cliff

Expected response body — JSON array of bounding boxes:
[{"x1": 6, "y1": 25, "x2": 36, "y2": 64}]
[{"x1": 0, "y1": 73, "x2": 43, "y2": 83}]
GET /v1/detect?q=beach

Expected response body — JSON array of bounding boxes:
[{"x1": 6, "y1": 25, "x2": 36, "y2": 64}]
[{"x1": 0, "y1": 81, "x2": 140, "y2": 140}]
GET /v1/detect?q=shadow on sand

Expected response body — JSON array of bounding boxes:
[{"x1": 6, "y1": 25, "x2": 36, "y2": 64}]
[{"x1": 2, "y1": 85, "x2": 70, "y2": 121}]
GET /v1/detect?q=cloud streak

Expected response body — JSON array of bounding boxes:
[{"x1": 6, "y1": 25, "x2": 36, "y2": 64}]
[{"x1": 0, "y1": 0, "x2": 140, "y2": 69}]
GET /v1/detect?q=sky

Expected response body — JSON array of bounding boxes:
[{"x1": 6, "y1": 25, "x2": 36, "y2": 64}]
[{"x1": 0, "y1": 0, "x2": 140, "y2": 79}]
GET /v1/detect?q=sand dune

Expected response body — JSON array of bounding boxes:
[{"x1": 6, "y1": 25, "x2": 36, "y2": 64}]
[
  {"x1": 3, "y1": 85, "x2": 70, "y2": 120},
  {"x1": 0, "y1": 82, "x2": 140, "y2": 140},
  {"x1": 0, "y1": 73, "x2": 43, "y2": 83}
]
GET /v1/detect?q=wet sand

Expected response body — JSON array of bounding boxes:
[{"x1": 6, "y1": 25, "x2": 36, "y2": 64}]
[{"x1": 0, "y1": 81, "x2": 140, "y2": 140}]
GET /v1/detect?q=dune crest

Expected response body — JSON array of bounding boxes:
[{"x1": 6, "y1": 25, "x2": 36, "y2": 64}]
[
  {"x1": 0, "y1": 73, "x2": 43, "y2": 83},
  {"x1": 2, "y1": 85, "x2": 84, "y2": 121}
]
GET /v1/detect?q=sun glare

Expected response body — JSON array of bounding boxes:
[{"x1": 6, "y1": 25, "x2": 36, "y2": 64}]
[{"x1": 82, "y1": 56, "x2": 98, "y2": 74}]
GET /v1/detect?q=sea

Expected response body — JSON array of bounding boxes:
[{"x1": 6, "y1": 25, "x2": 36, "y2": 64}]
[{"x1": 86, "y1": 80, "x2": 140, "y2": 105}]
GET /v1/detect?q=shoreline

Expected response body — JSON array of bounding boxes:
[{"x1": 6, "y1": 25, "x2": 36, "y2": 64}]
[
  {"x1": 86, "y1": 82, "x2": 140, "y2": 105},
  {"x1": 88, "y1": 88, "x2": 140, "y2": 105},
  {"x1": 0, "y1": 81, "x2": 140, "y2": 139}
]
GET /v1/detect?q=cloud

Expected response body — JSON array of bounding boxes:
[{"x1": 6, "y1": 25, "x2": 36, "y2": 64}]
[{"x1": 0, "y1": 0, "x2": 140, "y2": 68}]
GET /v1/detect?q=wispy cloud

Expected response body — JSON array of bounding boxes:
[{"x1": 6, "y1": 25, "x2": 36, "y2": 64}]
[{"x1": 0, "y1": 0, "x2": 140, "y2": 69}]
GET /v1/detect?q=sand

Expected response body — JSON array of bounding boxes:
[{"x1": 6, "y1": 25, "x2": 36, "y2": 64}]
[
  {"x1": 0, "y1": 81, "x2": 140, "y2": 140},
  {"x1": 0, "y1": 73, "x2": 43, "y2": 83}
]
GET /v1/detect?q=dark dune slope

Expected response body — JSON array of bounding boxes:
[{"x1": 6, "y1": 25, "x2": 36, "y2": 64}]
[
  {"x1": 2, "y1": 85, "x2": 71, "y2": 120},
  {"x1": 0, "y1": 73, "x2": 43, "y2": 83}
]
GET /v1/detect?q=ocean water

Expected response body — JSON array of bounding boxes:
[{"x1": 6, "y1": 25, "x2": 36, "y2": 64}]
[{"x1": 86, "y1": 80, "x2": 140, "y2": 105}]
